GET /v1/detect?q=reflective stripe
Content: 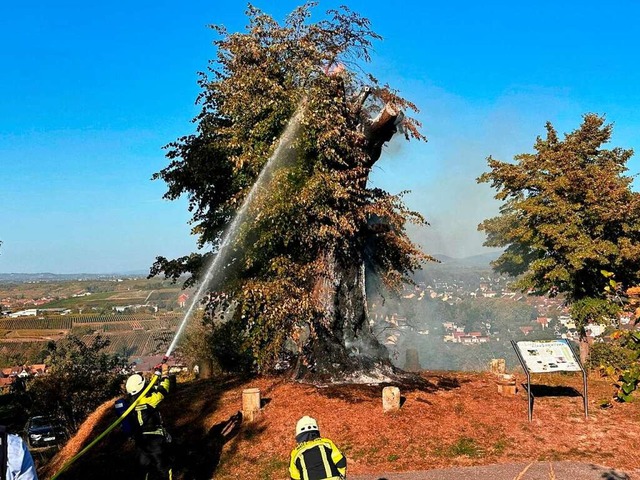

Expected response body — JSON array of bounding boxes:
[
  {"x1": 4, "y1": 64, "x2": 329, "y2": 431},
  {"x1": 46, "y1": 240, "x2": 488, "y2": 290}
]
[
  {"x1": 319, "y1": 443, "x2": 331, "y2": 478},
  {"x1": 291, "y1": 437, "x2": 345, "y2": 480},
  {"x1": 299, "y1": 454, "x2": 309, "y2": 480}
]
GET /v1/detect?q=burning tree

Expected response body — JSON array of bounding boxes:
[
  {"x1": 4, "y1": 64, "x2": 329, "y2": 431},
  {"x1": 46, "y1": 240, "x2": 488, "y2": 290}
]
[{"x1": 151, "y1": 4, "x2": 429, "y2": 380}]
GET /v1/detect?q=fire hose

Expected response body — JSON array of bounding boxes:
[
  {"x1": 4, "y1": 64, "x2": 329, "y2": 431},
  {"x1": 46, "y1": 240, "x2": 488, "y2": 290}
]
[{"x1": 50, "y1": 356, "x2": 168, "y2": 479}]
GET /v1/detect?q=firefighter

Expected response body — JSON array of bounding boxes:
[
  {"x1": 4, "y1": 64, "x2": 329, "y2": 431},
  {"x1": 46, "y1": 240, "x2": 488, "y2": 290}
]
[
  {"x1": 289, "y1": 416, "x2": 347, "y2": 480},
  {"x1": 126, "y1": 364, "x2": 173, "y2": 480}
]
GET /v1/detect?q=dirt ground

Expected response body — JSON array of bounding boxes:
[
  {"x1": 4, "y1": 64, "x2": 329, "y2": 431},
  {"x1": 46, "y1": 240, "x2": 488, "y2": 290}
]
[{"x1": 42, "y1": 371, "x2": 640, "y2": 479}]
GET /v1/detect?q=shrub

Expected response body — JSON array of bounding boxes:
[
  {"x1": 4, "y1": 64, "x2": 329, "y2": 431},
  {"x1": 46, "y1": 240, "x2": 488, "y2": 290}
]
[
  {"x1": 27, "y1": 335, "x2": 125, "y2": 430},
  {"x1": 588, "y1": 341, "x2": 636, "y2": 372},
  {"x1": 590, "y1": 331, "x2": 640, "y2": 402}
]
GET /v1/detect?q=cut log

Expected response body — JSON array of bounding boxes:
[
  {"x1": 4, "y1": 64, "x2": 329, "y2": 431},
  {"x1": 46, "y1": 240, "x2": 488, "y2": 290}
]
[
  {"x1": 496, "y1": 374, "x2": 517, "y2": 396},
  {"x1": 242, "y1": 388, "x2": 261, "y2": 422},
  {"x1": 382, "y1": 386, "x2": 401, "y2": 412}
]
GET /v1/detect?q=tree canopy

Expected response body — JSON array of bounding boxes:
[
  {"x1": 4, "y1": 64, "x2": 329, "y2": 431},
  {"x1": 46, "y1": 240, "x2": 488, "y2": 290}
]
[
  {"x1": 478, "y1": 114, "x2": 640, "y2": 302},
  {"x1": 151, "y1": 4, "x2": 428, "y2": 374}
]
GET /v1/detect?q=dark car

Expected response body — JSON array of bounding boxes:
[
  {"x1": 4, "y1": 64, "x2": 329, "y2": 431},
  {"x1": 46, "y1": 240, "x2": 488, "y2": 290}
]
[{"x1": 24, "y1": 415, "x2": 67, "y2": 449}]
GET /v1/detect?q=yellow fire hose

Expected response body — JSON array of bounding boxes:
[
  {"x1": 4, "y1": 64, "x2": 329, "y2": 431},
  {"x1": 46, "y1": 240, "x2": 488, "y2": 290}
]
[{"x1": 50, "y1": 373, "x2": 160, "y2": 479}]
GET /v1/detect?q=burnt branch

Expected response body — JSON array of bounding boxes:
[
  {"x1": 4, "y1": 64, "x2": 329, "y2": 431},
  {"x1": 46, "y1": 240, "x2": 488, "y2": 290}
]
[{"x1": 364, "y1": 104, "x2": 403, "y2": 166}]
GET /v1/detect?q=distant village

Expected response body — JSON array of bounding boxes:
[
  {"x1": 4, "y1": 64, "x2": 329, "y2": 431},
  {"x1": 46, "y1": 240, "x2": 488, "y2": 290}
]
[
  {"x1": 1, "y1": 270, "x2": 636, "y2": 392},
  {"x1": 370, "y1": 273, "x2": 633, "y2": 351}
]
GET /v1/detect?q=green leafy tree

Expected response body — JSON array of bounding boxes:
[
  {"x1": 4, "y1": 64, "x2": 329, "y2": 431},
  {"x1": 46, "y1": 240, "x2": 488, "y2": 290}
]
[
  {"x1": 151, "y1": 4, "x2": 429, "y2": 378},
  {"x1": 478, "y1": 114, "x2": 640, "y2": 360},
  {"x1": 27, "y1": 335, "x2": 124, "y2": 431},
  {"x1": 570, "y1": 297, "x2": 620, "y2": 337}
]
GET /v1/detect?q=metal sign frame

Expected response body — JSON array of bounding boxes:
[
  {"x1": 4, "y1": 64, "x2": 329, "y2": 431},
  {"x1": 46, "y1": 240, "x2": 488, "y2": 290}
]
[{"x1": 511, "y1": 339, "x2": 588, "y2": 422}]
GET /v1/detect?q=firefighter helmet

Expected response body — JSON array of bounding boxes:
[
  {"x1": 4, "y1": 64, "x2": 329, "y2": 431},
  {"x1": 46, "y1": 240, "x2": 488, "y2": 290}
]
[
  {"x1": 296, "y1": 416, "x2": 319, "y2": 436},
  {"x1": 126, "y1": 373, "x2": 146, "y2": 395}
]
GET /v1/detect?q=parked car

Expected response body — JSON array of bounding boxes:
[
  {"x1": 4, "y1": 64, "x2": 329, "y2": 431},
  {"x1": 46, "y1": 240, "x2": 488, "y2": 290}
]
[{"x1": 24, "y1": 415, "x2": 67, "y2": 449}]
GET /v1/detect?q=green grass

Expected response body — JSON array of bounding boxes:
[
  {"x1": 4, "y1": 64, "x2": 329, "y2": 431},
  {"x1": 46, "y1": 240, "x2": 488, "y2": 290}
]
[
  {"x1": 259, "y1": 456, "x2": 289, "y2": 480},
  {"x1": 492, "y1": 438, "x2": 508, "y2": 454},
  {"x1": 442, "y1": 437, "x2": 484, "y2": 458}
]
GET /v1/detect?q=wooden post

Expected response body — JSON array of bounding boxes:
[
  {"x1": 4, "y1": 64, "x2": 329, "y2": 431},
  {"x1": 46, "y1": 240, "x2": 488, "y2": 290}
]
[
  {"x1": 242, "y1": 388, "x2": 261, "y2": 422},
  {"x1": 382, "y1": 386, "x2": 401, "y2": 412},
  {"x1": 199, "y1": 359, "x2": 215, "y2": 379},
  {"x1": 404, "y1": 349, "x2": 421, "y2": 372},
  {"x1": 489, "y1": 358, "x2": 506, "y2": 375}
]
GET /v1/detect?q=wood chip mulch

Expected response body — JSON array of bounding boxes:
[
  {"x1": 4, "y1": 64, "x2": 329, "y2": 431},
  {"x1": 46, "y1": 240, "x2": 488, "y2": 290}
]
[{"x1": 42, "y1": 371, "x2": 640, "y2": 479}]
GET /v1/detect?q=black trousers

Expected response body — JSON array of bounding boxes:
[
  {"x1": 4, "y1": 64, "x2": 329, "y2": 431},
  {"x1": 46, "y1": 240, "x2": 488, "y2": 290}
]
[{"x1": 136, "y1": 434, "x2": 172, "y2": 480}]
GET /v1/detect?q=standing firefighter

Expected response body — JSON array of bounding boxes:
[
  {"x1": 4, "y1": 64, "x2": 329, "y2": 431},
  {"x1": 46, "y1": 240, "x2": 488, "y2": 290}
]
[
  {"x1": 126, "y1": 364, "x2": 173, "y2": 480},
  {"x1": 289, "y1": 416, "x2": 347, "y2": 480}
]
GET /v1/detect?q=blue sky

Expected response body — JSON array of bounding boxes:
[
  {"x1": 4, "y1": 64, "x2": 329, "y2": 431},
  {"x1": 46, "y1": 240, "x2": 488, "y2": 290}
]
[{"x1": 1, "y1": 1, "x2": 639, "y2": 273}]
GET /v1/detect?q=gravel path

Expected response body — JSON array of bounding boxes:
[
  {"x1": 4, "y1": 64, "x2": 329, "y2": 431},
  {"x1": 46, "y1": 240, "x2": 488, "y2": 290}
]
[{"x1": 349, "y1": 462, "x2": 635, "y2": 480}]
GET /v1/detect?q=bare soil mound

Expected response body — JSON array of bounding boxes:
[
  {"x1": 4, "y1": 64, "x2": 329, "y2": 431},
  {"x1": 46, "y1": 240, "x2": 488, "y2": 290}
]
[{"x1": 43, "y1": 371, "x2": 640, "y2": 479}]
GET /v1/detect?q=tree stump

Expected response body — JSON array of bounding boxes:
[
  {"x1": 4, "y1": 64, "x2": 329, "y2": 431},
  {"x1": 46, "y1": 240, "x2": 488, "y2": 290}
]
[
  {"x1": 382, "y1": 386, "x2": 401, "y2": 412},
  {"x1": 404, "y1": 349, "x2": 421, "y2": 372},
  {"x1": 242, "y1": 388, "x2": 261, "y2": 421},
  {"x1": 496, "y1": 374, "x2": 517, "y2": 396}
]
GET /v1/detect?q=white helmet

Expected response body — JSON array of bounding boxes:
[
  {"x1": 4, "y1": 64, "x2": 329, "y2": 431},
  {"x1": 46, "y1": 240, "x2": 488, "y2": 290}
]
[
  {"x1": 296, "y1": 416, "x2": 319, "y2": 436},
  {"x1": 126, "y1": 373, "x2": 145, "y2": 395}
]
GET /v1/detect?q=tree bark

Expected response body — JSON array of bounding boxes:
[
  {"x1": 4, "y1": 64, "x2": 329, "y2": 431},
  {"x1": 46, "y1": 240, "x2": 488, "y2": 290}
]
[
  {"x1": 579, "y1": 336, "x2": 591, "y2": 366},
  {"x1": 296, "y1": 101, "x2": 403, "y2": 380},
  {"x1": 297, "y1": 249, "x2": 389, "y2": 380}
]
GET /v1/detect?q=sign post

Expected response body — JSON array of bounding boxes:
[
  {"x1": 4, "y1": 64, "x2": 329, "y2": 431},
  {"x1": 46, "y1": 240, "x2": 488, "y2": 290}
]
[{"x1": 511, "y1": 339, "x2": 588, "y2": 421}]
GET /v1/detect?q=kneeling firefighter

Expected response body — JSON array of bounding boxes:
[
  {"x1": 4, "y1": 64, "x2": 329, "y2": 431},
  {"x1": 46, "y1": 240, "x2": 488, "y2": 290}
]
[
  {"x1": 289, "y1": 416, "x2": 347, "y2": 480},
  {"x1": 125, "y1": 363, "x2": 173, "y2": 480}
]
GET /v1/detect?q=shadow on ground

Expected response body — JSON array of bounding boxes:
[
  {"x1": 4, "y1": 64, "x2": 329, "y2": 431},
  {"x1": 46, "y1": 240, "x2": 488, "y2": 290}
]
[
  {"x1": 174, "y1": 411, "x2": 243, "y2": 479},
  {"x1": 592, "y1": 464, "x2": 630, "y2": 480},
  {"x1": 41, "y1": 375, "x2": 251, "y2": 480},
  {"x1": 528, "y1": 384, "x2": 582, "y2": 397}
]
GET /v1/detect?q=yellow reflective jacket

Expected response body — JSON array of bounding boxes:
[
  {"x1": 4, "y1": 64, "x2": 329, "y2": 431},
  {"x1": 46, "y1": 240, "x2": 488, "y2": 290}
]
[
  {"x1": 289, "y1": 437, "x2": 346, "y2": 480},
  {"x1": 131, "y1": 375, "x2": 170, "y2": 436}
]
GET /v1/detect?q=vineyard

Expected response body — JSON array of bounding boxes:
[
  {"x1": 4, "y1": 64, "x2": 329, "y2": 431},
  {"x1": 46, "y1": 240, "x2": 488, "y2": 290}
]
[
  {"x1": 81, "y1": 332, "x2": 156, "y2": 357},
  {"x1": 0, "y1": 312, "x2": 186, "y2": 362},
  {"x1": 76, "y1": 330, "x2": 176, "y2": 357},
  {"x1": 5, "y1": 330, "x2": 67, "y2": 339},
  {"x1": 0, "y1": 341, "x2": 48, "y2": 356},
  {"x1": 0, "y1": 313, "x2": 181, "y2": 330},
  {"x1": 0, "y1": 278, "x2": 194, "y2": 365},
  {"x1": 0, "y1": 317, "x2": 72, "y2": 330}
]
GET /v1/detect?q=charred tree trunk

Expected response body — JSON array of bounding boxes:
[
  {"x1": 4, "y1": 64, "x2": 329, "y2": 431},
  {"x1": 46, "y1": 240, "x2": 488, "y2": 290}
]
[
  {"x1": 296, "y1": 97, "x2": 404, "y2": 380},
  {"x1": 297, "y1": 249, "x2": 389, "y2": 379}
]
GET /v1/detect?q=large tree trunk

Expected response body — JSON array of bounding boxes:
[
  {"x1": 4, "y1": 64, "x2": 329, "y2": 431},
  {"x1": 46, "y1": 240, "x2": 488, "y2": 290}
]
[
  {"x1": 296, "y1": 250, "x2": 389, "y2": 380},
  {"x1": 295, "y1": 98, "x2": 403, "y2": 381}
]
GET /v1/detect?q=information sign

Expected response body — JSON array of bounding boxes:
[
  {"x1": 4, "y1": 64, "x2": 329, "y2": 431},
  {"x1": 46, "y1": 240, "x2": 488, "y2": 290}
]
[
  {"x1": 514, "y1": 339, "x2": 581, "y2": 373},
  {"x1": 511, "y1": 339, "x2": 587, "y2": 421}
]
